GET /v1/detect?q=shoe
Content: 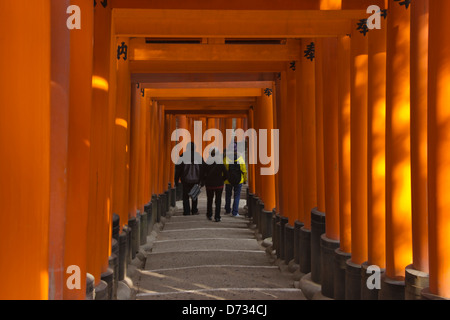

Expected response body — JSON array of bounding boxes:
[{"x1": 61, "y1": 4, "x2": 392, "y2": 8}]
[
  {"x1": 206, "y1": 215, "x2": 212, "y2": 221},
  {"x1": 215, "y1": 218, "x2": 221, "y2": 222},
  {"x1": 192, "y1": 211, "x2": 199, "y2": 215},
  {"x1": 224, "y1": 211, "x2": 231, "y2": 215},
  {"x1": 232, "y1": 213, "x2": 240, "y2": 217}
]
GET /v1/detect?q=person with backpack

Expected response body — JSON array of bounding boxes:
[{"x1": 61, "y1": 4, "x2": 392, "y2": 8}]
[
  {"x1": 202, "y1": 147, "x2": 228, "y2": 222},
  {"x1": 224, "y1": 142, "x2": 247, "y2": 217},
  {"x1": 174, "y1": 142, "x2": 204, "y2": 216}
]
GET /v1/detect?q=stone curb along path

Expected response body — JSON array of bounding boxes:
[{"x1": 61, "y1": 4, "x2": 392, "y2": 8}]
[{"x1": 127, "y1": 194, "x2": 307, "y2": 301}]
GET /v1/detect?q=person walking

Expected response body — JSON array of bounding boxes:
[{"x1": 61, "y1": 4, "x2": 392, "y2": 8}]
[
  {"x1": 224, "y1": 142, "x2": 247, "y2": 217},
  {"x1": 202, "y1": 147, "x2": 227, "y2": 222},
  {"x1": 174, "y1": 142, "x2": 204, "y2": 215}
]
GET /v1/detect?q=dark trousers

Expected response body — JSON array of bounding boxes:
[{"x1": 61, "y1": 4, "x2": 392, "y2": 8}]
[
  {"x1": 225, "y1": 183, "x2": 243, "y2": 216},
  {"x1": 206, "y1": 187, "x2": 223, "y2": 220},
  {"x1": 182, "y1": 182, "x2": 198, "y2": 215}
]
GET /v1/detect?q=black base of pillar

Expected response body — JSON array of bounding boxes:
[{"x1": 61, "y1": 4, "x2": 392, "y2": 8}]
[
  {"x1": 146, "y1": 202, "x2": 153, "y2": 235},
  {"x1": 345, "y1": 259, "x2": 362, "y2": 300},
  {"x1": 252, "y1": 196, "x2": 260, "y2": 229},
  {"x1": 112, "y1": 213, "x2": 120, "y2": 242},
  {"x1": 118, "y1": 230, "x2": 127, "y2": 281},
  {"x1": 261, "y1": 209, "x2": 273, "y2": 239},
  {"x1": 279, "y1": 216, "x2": 289, "y2": 261},
  {"x1": 405, "y1": 264, "x2": 429, "y2": 300},
  {"x1": 274, "y1": 213, "x2": 281, "y2": 258},
  {"x1": 140, "y1": 211, "x2": 147, "y2": 245},
  {"x1": 247, "y1": 193, "x2": 254, "y2": 219},
  {"x1": 128, "y1": 217, "x2": 137, "y2": 260},
  {"x1": 284, "y1": 223, "x2": 295, "y2": 264},
  {"x1": 379, "y1": 274, "x2": 405, "y2": 300},
  {"x1": 94, "y1": 280, "x2": 108, "y2": 300},
  {"x1": 86, "y1": 273, "x2": 95, "y2": 300},
  {"x1": 421, "y1": 287, "x2": 449, "y2": 300},
  {"x1": 256, "y1": 199, "x2": 264, "y2": 236},
  {"x1": 123, "y1": 225, "x2": 131, "y2": 264},
  {"x1": 108, "y1": 255, "x2": 118, "y2": 300},
  {"x1": 299, "y1": 226, "x2": 311, "y2": 274},
  {"x1": 100, "y1": 268, "x2": 114, "y2": 300},
  {"x1": 171, "y1": 187, "x2": 176, "y2": 207},
  {"x1": 311, "y1": 207, "x2": 325, "y2": 284},
  {"x1": 320, "y1": 234, "x2": 340, "y2": 298},
  {"x1": 156, "y1": 195, "x2": 161, "y2": 222},
  {"x1": 333, "y1": 248, "x2": 351, "y2": 300},
  {"x1": 165, "y1": 190, "x2": 170, "y2": 213},
  {"x1": 361, "y1": 261, "x2": 384, "y2": 300},
  {"x1": 293, "y1": 221, "x2": 304, "y2": 265}
]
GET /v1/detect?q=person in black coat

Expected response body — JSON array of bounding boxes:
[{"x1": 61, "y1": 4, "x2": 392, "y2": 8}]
[
  {"x1": 174, "y1": 142, "x2": 204, "y2": 215},
  {"x1": 201, "y1": 147, "x2": 227, "y2": 222}
]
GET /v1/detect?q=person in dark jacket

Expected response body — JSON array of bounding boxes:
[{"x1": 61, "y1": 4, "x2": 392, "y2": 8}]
[
  {"x1": 202, "y1": 147, "x2": 227, "y2": 222},
  {"x1": 174, "y1": 142, "x2": 204, "y2": 216}
]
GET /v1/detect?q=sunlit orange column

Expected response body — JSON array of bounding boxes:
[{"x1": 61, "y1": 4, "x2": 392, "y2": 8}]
[
  {"x1": 128, "y1": 85, "x2": 141, "y2": 218},
  {"x1": 66, "y1": 0, "x2": 94, "y2": 299},
  {"x1": 256, "y1": 89, "x2": 276, "y2": 211},
  {"x1": 137, "y1": 93, "x2": 148, "y2": 212},
  {"x1": 335, "y1": 35, "x2": 352, "y2": 299},
  {"x1": 150, "y1": 100, "x2": 160, "y2": 196},
  {"x1": 87, "y1": 0, "x2": 114, "y2": 296},
  {"x1": 322, "y1": 37, "x2": 340, "y2": 241},
  {"x1": 113, "y1": 37, "x2": 131, "y2": 231},
  {"x1": 409, "y1": 0, "x2": 429, "y2": 281},
  {"x1": 425, "y1": 0, "x2": 450, "y2": 300},
  {"x1": 48, "y1": 0, "x2": 70, "y2": 300},
  {"x1": 314, "y1": 38, "x2": 326, "y2": 216},
  {"x1": 346, "y1": 20, "x2": 369, "y2": 300},
  {"x1": 382, "y1": 0, "x2": 413, "y2": 299},
  {"x1": 364, "y1": 18, "x2": 387, "y2": 300},
  {"x1": 0, "y1": 1, "x2": 51, "y2": 300}
]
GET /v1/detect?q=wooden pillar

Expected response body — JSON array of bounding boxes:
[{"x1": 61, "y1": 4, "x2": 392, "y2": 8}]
[
  {"x1": 66, "y1": 0, "x2": 94, "y2": 299},
  {"x1": 112, "y1": 37, "x2": 131, "y2": 231},
  {"x1": 0, "y1": 0, "x2": 51, "y2": 300},
  {"x1": 410, "y1": 0, "x2": 429, "y2": 274},
  {"x1": 337, "y1": 35, "x2": 352, "y2": 255},
  {"x1": 426, "y1": 0, "x2": 450, "y2": 299},
  {"x1": 300, "y1": 39, "x2": 317, "y2": 231},
  {"x1": 137, "y1": 94, "x2": 148, "y2": 211},
  {"x1": 367, "y1": 20, "x2": 387, "y2": 270},
  {"x1": 87, "y1": 0, "x2": 114, "y2": 289},
  {"x1": 349, "y1": 23, "x2": 369, "y2": 267},
  {"x1": 128, "y1": 85, "x2": 141, "y2": 217},
  {"x1": 384, "y1": 0, "x2": 413, "y2": 286},
  {"x1": 322, "y1": 37, "x2": 340, "y2": 241},
  {"x1": 248, "y1": 109, "x2": 256, "y2": 195},
  {"x1": 49, "y1": 0, "x2": 70, "y2": 300},
  {"x1": 314, "y1": 38, "x2": 326, "y2": 215},
  {"x1": 257, "y1": 89, "x2": 276, "y2": 211}
]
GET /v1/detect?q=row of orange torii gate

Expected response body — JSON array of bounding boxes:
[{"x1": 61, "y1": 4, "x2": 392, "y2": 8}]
[{"x1": 1, "y1": 0, "x2": 450, "y2": 301}]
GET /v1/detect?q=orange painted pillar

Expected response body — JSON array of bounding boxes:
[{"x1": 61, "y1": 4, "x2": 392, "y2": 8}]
[
  {"x1": 0, "y1": 1, "x2": 51, "y2": 300},
  {"x1": 66, "y1": 0, "x2": 94, "y2": 299},
  {"x1": 87, "y1": 0, "x2": 114, "y2": 295},
  {"x1": 150, "y1": 100, "x2": 160, "y2": 196},
  {"x1": 137, "y1": 94, "x2": 148, "y2": 212},
  {"x1": 256, "y1": 89, "x2": 276, "y2": 211},
  {"x1": 425, "y1": 0, "x2": 450, "y2": 300},
  {"x1": 322, "y1": 37, "x2": 340, "y2": 242},
  {"x1": 224, "y1": 118, "x2": 234, "y2": 150},
  {"x1": 145, "y1": 98, "x2": 152, "y2": 202},
  {"x1": 247, "y1": 109, "x2": 256, "y2": 195},
  {"x1": 335, "y1": 35, "x2": 352, "y2": 299},
  {"x1": 157, "y1": 105, "x2": 166, "y2": 194},
  {"x1": 49, "y1": 0, "x2": 70, "y2": 300},
  {"x1": 382, "y1": 0, "x2": 413, "y2": 299},
  {"x1": 128, "y1": 85, "x2": 141, "y2": 218},
  {"x1": 365, "y1": 18, "x2": 387, "y2": 300},
  {"x1": 409, "y1": 0, "x2": 429, "y2": 277},
  {"x1": 299, "y1": 39, "x2": 317, "y2": 232},
  {"x1": 346, "y1": 19, "x2": 369, "y2": 299},
  {"x1": 367, "y1": 20, "x2": 387, "y2": 269},
  {"x1": 314, "y1": 38, "x2": 326, "y2": 215},
  {"x1": 294, "y1": 67, "x2": 304, "y2": 225},
  {"x1": 113, "y1": 37, "x2": 131, "y2": 231}
]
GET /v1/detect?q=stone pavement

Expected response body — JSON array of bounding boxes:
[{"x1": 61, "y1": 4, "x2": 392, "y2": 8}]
[{"x1": 127, "y1": 186, "x2": 306, "y2": 300}]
